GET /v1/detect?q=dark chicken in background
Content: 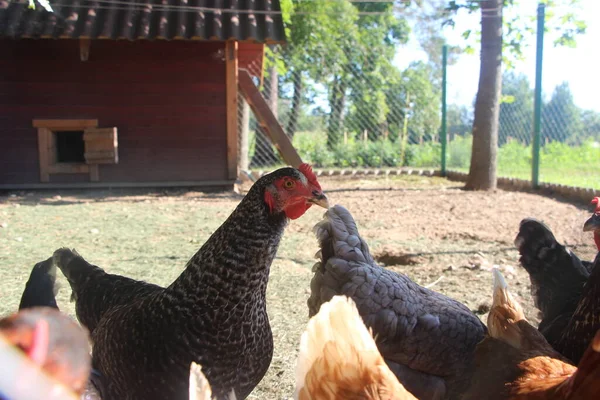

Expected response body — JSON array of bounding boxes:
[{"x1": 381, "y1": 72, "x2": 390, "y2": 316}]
[
  {"x1": 515, "y1": 197, "x2": 600, "y2": 363},
  {"x1": 308, "y1": 205, "x2": 486, "y2": 400},
  {"x1": 54, "y1": 164, "x2": 328, "y2": 400},
  {"x1": 18, "y1": 257, "x2": 59, "y2": 310}
]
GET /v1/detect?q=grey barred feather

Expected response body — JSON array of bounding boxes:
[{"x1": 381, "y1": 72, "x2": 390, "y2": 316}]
[
  {"x1": 308, "y1": 205, "x2": 486, "y2": 400},
  {"x1": 54, "y1": 167, "x2": 309, "y2": 400}
]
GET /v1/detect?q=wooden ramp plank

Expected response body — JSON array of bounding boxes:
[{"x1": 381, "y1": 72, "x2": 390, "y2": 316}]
[{"x1": 238, "y1": 68, "x2": 303, "y2": 168}]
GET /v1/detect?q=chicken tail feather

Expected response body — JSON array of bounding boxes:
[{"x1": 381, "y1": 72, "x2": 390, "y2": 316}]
[
  {"x1": 52, "y1": 248, "x2": 104, "y2": 303},
  {"x1": 308, "y1": 205, "x2": 373, "y2": 317},
  {"x1": 488, "y1": 268, "x2": 526, "y2": 349},
  {"x1": 189, "y1": 362, "x2": 212, "y2": 400},
  {"x1": 189, "y1": 361, "x2": 237, "y2": 400},
  {"x1": 294, "y1": 295, "x2": 415, "y2": 400},
  {"x1": 19, "y1": 257, "x2": 59, "y2": 310}
]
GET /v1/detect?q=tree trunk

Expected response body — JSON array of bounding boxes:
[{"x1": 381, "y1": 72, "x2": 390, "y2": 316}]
[
  {"x1": 286, "y1": 69, "x2": 303, "y2": 139},
  {"x1": 465, "y1": 0, "x2": 503, "y2": 190},
  {"x1": 238, "y1": 98, "x2": 250, "y2": 171},
  {"x1": 250, "y1": 66, "x2": 279, "y2": 167},
  {"x1": 327, "y1": 75, "x2": 347, "y2": 149}
]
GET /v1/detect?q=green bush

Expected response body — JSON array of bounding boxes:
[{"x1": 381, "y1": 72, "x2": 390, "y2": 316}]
[
  {"x1": 292, "y1": 131, "x2": 334, "y2": 167},
  {"x1": 283, "y1": 129, "x2": 599, "y2": 187},
  {"x1": 356, "y1": 140, "x2": 399, "y2": 167},
  {"x1": 447, "y1": 135, "x2": 472, "y2": 169},
  {"x1": 332, "y1": 141, "x2": 360, "y2": 167},
  {"x1": 294, "y1": 132, "x2": 406, "y2": 168},
  {"x1": 405, "y1": 142, "x2": 441, "y2": 167}
]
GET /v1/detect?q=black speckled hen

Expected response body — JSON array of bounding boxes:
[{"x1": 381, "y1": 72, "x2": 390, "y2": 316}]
[
  {"x1": 53, "y1": 164, "x2": 328, "y2": 400},
  {"x1": 307, "y1": 205, "x2": 486, "y2": 400}
]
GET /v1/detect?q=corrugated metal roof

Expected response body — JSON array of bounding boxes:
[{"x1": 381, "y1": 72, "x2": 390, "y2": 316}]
[{"x1": 0, "y1": 0, "x2": 285, "y2": 42}]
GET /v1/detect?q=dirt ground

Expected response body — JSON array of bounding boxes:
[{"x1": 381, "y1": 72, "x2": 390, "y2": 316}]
[{"x1": 0, "y1": 175, "x2": 597, "y2": 399}]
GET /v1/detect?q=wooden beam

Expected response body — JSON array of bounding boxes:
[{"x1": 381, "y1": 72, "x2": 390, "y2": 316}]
[
  {"x1": 48, "y1": 163, "x2": 90, "y2": 174},
  {"x1": 238, "y1": 69, "x2": 303, "y2": 168},
  {"x1": 37, "y1": 128, "x2": 50, "y2": 182},
  {"x1": 257, "y1": 44, "x2": 266, "y2": 87},
  {"x1": 33, "y1": 119, "x2": 98, "y2": 129},
  {"x1": 225, "y1": 40, "x2": 239, "y2": 180}
]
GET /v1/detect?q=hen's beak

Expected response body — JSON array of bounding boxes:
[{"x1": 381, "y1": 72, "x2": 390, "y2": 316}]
[
  {"x1": 583, "y1": 213, "x2": 600, "y2": 232},
  {"x1": 309, "y1": 191, "x2": 329, "y2": 209}
]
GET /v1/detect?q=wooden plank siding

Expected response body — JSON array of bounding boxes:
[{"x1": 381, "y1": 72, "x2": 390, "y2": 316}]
[
  {"x1": 238, "y1": 42, "x2": 265, "y2": 82},
  {"x1": 0, "y1": 39, "x2": 230, "y2": 185}
]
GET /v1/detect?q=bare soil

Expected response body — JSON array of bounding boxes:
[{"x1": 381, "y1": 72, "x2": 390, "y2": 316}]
[{"x1": 0, "y1": 175, "x2": 597, "y2": 399}]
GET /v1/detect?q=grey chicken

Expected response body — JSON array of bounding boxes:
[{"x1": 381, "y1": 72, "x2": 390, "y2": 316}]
[
  {"x1": 307, "y1": 205, "x2": 486, "y2": 400},
  {"x1": 54, "y1": 164, "x2": 328, "y2": 400}
]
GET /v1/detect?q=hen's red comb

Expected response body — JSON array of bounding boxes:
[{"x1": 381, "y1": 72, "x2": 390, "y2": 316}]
[
  {"x1": 298, "y1": 163, "x2": 321, "y2": 190},
  {"x1": 592, "y1": 197, "x2": 600, "y2": 213},
  {"x1": 27, "y1": 319, "x2": 49, "y2": 367}
]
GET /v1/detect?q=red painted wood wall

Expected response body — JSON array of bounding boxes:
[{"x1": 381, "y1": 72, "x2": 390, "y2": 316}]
[
  {"x1": 0, "y1": 39, "x2": 229, "y2": 185},
  {"x1": 238, "y1": 42, "x2": 264, "y2": 80}
]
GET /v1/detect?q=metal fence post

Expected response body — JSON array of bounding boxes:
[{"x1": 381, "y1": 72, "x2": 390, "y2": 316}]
[
  {"x1": 532, "y1": 3, "x2": 545, "y2": 188},
  {"x1": 441, "y1": 44, "x2": 448, "y2": 176}
]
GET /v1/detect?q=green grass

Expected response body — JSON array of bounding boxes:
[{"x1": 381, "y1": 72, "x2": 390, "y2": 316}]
[
  {"x1": 448, "y1": 138, "x2": 600, "y2": 189},
  {"x1": 290, "y1": 131, "x2": 600, "y2": 189}
]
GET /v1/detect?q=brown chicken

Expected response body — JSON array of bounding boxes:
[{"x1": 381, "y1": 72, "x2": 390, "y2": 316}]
[
  {"x1": 294, "y1": 295, "x2": 416, "y2": 400},
  {"x1": 463, "y1": 268, "x2": 600, "y2": 400},
  {"x1": 0, "y1": 306, "x2": 90, "y2": 399}
]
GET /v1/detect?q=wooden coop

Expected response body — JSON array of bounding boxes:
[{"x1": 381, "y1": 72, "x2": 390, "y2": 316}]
[{"x1": 0, "y1": 0, "x2": 286, "y2": 189}]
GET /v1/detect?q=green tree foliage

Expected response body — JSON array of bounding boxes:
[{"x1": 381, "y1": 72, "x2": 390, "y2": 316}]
[
  {"x1": 328, "y1": 3, "x2": 410, "y2": 148},
  {"x1": 498, "y1": 72, "x2": 534, "y2": 145},
  {"x1": 581, "y1": 110, "x2": 600, "y2": 141},
  {"x1": 444, "y1": 0, "x2": 586, "y2": 190},
  {"x1": 275, "y1": 0, "x2": 411, "y2": 149},
  {"x1": 542, "y1": 82, "x2": 584, "y2": 144}
]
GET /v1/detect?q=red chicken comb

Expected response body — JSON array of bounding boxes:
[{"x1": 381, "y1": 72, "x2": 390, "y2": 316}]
[
  {"x1": 27, "y1": 319, "x2": 50, "y2": 367},
  {"x1": 592, "y1": 197, "x2": 600, "y2": 213},
  {"x1": 299, "y1": 163, "x2": 321, "y2": 190}
]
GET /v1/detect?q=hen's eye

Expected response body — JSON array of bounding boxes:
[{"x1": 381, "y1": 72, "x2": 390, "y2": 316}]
[{"x1": 284, "y1": 180, "x2": 295, "y2": 189}]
